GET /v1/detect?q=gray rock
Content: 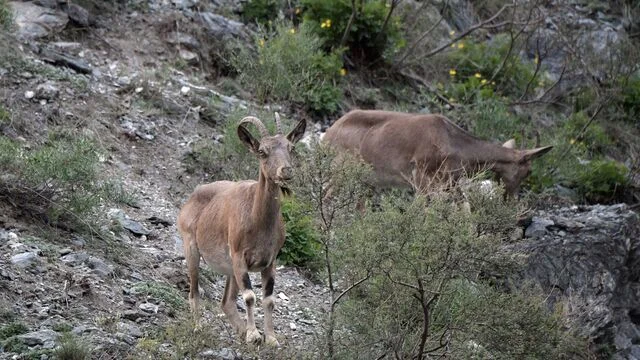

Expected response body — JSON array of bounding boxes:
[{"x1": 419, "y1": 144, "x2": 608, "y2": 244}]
[
  {"x1": 59, "y1": 248, "x2": 73, "y2": 256},
  {"x1": 167, "y1": 32, "x2": 200, "y2": 50},
  {"x1": 33, "y1": 0, "x2": 58, "y2": 9},
  {"x1": 72, "y1": 325, "x2": 99, "y2": 335},
  {"x1": 199, "y1": 348, "x2": 237, "y2": 359},
  {"x1": 10, "y1": 1, "x2": 69, "y2": 39},
  {"x1": 179, "y1": 48, "x2": 199, "y2": 64},
  {"x1": 87, "y1": 256, "x2": 113, "y2": 278},
  {"x1": 507, "y1": 204, "x2": 640, "y2": 356},
  {"x1": 36, "y1": 81, "x2": 60, "y2": 100},
  {"x1": 11, "y1": 252, "x2": 38, "y2": 267},
  {"x1": 171, "y1": 0, "x2": 199, "y2": 9},
  {"x1": 198, "y1": 12, "x2": 246, "y2": 40},
  {"x1": 524, "y1": 216, "x2": 554, "y2": 239},
  {"x1": 109, "y1": 209, "x2": 151, "y2": 236},
  {"x1": 64, "y1": 3, "x2": 91, "y2": 27},
  {"x1": 60, "y1": 252, "x2": 89, "y2": 266},
  {"x1": 17, "y1": 329, "x2": 59, "y2": 348},
  {"x1": 116, "y1": 321, "x2": 143, "y2": 338},
  {"x1": 122, "y1": 309, "x2": 145, "y2": 321},
  {"x1": 139, "y1": 302, "x2": 159, "y2": 314}
]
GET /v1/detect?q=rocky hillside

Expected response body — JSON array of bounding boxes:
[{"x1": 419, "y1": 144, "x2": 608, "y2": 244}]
[{"x1": 0, "y1": 0, "x2": 639, "y2": 359}]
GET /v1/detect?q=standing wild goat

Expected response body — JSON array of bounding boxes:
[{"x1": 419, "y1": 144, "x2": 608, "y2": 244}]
[
  {"x1": 323, "y1": 110, "x2": 552, "y2": 196},
  {"x1": 177, "y1": 113, "x2": 306, "y2": 346}
]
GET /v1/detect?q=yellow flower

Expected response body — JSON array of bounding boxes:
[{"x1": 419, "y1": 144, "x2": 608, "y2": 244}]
[
  {"x1": 481, "y1": 79, "x2": 488, "y2": 85},
  {"x1": 569, "y1": 138, "x2": 576, "y2": 144},
  {"x1": 339, "y1": 68, "x2": 347, "y2": 76},
  {"x1": 457, "y1": 42, "x2": 464, "y2": 49},
  {"x1": 449, "y1": 69, "x2": 457, "y2": 76},
  {"x1": 295, "y1": 7, "x2": 301, "y2": 14},
  {"x1": 474, "y1": 72, "x2": 482, "y2": 78},
  {"x1": 289, "y1": 28, "x2": 296, "y2": 34},
  {"x1": 321, "y1": 19, "x2": 332, "y2": 28},
  {"x1": 449, "y1": 30, "x2": 455, "y2": 36},
  {"x1": 258, "y1": 39, "x2": 265, "y2": 47}
]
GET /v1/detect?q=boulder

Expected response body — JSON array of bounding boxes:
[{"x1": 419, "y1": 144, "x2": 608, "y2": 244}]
[
  {"x1": 10, "y1": 1, "x2": 68, "y2": 39},
  {"x1": 508, "y1": 204, "x2": 640, "y2": 359}
]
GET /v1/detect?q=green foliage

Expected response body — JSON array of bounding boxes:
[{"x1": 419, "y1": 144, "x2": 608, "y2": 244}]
[
  {"x1": 131, "y1": 281, "x2": 187, "y2": 311},
  {"x1": 53, "y1": 332, "x2": 91, "y2": 360},
  {"x1": 234, "y1": 22, "x2": 344, "y2": 115},
  {"x1": 0, "y1": 322, "x2": 28, "y2": 340},
  {"x1": 448, "y1": 34, "x2": 540, "y2": 95},
  {"x1": 331, "y1": 192, "x2": 589, "y2": 358},
  {"x1": 575, "y1": 159, "x2": 629, "y2": 203},
  {"x1": 616, "y1": 73, "x2": 640, "y2": 124},
  {"x1": 301, "y1": 0, "x2": 404, "y2": 62},
  {"x1": 563, "y1": 112, "x2": 611, "y2": 155},
  {"x1": 240, "y1": 0, "x2": 278, "y2": 26},
  {"x1": 0, "y1": 0, "x2": 12, "y2": 31},
  {"x1": 451, "y1": 98, "x2": 526, "y2": 143},
  {"x1": 279, "y1": 196, "x2": 321, "y2": 269},
  {"x1": 2, "y1": 336, "x2": 28, "y2": 353},
  {"x1": 0, "y1": 134, "x2": 135, "y2": 230}
]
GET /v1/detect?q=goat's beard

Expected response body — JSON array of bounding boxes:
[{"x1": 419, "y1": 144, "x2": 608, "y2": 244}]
[{"x1": 279, "y1": 185, "x2": 292, "y2": 197}]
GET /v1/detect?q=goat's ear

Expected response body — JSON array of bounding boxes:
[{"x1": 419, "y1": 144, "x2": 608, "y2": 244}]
[
  {"x1": 502, "y1": 139, "x2": 516, "y2": 149},
  {"x1": 287, "y1": 119, "x2": 307, "y2": 144},
  {"x1": 238, "y1": 125, "x2": 260, "y2": 154},
  {"x1": 520, "y1": 145, "x2": 553, "y2": 162}
]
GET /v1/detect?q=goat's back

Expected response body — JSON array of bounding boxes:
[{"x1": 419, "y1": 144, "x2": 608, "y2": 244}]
[{"x1": 324, "y1": 110, "x2": 455, "y2": 187}]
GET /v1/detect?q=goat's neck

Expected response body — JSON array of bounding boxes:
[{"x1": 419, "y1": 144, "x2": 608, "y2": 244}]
[{"x1": 251, "y1": 170, "x2": 281, "y2": 225}]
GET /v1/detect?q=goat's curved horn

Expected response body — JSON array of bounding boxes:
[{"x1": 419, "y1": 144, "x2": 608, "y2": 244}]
[
  {"x1": 239, "y1": 116, "x2": 269, "y2": 138},
  {"x1": 274, "y1": 112, "x2": 283, "y2": 134}
]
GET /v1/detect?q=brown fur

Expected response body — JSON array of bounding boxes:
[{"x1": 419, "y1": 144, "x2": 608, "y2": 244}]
[
  {"x1": 323, "y1": 110, "x2": 552, "y2": 196},
  {"x1": 177, "y1": 114, "x2": 306, "y2": 346}
]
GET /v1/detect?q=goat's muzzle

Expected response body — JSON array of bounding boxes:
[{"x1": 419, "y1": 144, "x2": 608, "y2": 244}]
[{"x1": 276, "y1": 166, "x2": 293, "y2": 182}]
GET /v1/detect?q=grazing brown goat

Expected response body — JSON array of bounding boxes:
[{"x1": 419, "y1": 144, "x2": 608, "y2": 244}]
[
  {"x1": 177, "y1": 113, "x2": 306, "y2": 346},
  {"x1": 323, "y1": 110, "x2": 552, "y2": 196}
]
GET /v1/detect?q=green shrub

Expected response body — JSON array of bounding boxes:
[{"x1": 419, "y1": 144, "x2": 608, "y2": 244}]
[
  {"x1": 301, "y1": 0, "x2": 404, "y2": 62},
  {"x1": 240, "y1": 0, "x2": 279, "y2": 26},
  {"x1": 0, "y1": 134, "x2": 134, "y2": 230},
  {"x1": 0, "y1": 0, "x2": 12, "y2": 31},
  {"x1": 448, "y1": 34, "x2": 540, "y2": 95},
  {"x1": 234, "y1": 22, "x2": 344, "y2": 115},
  {"x1": 563, "y1": 112, "x2": 611, "y2": 155},
  {"x1": 451, "y1": 98, "x2": 526, "y2": 142},
  {"x1": 329, "y1": 193, "x2": 589, "y2": 358},
  {"x1": 279, "y1": 196, "x2": 321, "y2": 269},
  {"x1": 2, "y1": 336, "x2": 28, "y2": 353},
  {"x1": 616, "y1": 73, "x2": 640, "y2": 124},
  {"x1": 0, "y1": 322, "x2": 28, "y2": 340},
  {"x1": 131, "y1": 281, "x2": 187, "y2": 311},
  {"x1": 574, "y1": 159, "x2": 629, "y2": 203},
  {"x1": 53, "y1": 332, "x2": 90, "y2": 360}
]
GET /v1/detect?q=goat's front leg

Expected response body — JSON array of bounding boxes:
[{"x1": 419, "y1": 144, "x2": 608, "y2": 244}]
[
  {"x1": 232, "y1": 257, "x2": 262, "y2": 345},
  {"x1": 261, "y1": 265, "x2": 279, "y2": 346}
]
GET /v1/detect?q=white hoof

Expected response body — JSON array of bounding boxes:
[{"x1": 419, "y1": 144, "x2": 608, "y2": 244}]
[
  {"x1": 246, "y1": 328, "x2": 262, "y2": 345},
  {"x1": 265, "y1": 334, "x2": 279, "y2": 347}
]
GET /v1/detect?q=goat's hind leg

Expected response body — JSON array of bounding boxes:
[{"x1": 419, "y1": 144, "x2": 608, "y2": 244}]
[
  {"x1": 261, "y1": 265, "x2": 279, "y2": 347},
  {"x1": 184, "y1": 234, "x2": 201, "y2": 326},
  {"x1": 221, "y1": 275, "x2": 245, "y2": 336}
]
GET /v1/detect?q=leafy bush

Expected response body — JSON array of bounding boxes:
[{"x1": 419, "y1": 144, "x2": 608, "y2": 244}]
[
  {"x1": 330, "y1": 192, "x2": 590, "y2": 358},
  {"x1": 0, "y1": 322, "x2": 28, "y2": 340},
  {"x1": 240, "y1": 0, "x2": 279, "y2": 26},
  {"x1": 616, "y1": 73, "x2": 640, "y2": 124},
  {"x1": 448, "y1": 34, "x2": 540, "y2": 95},
  {"x1": 301, "y1": 0, "x2": 404, "y2": 62},
  {"x1": 279, "y1": 196, "x2": 321, "y2": 269},
  {"x1": 451, "y1": 98, "x2": 526, "y2": 143},
  {"x1": 0, "y1": 0, "x2": 11, "y2": 31},
  {"x1": 53, "y1": 332, "x2": 91, "y2": 360},
  {"x1": 0, "y1": 133, "x2": 134, "y2": 230},
  {"x1": 234, "y1": 22, "x2": 344, "y2": 115},
  {"x1": 575, "y1": 159, "x2": 629, "y2": 203}
]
